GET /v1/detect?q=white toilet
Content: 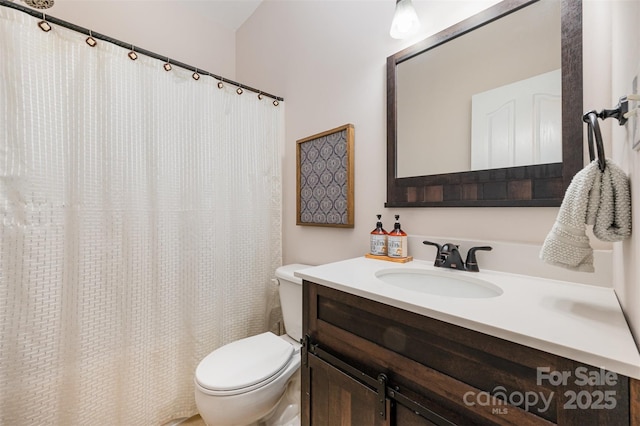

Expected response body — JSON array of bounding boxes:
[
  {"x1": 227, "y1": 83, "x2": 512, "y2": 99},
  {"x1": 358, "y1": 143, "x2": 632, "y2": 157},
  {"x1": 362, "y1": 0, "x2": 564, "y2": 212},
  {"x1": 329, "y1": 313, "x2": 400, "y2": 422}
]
[{"x1": 194, "y1": 264, "x2": 310, "y2": 426}]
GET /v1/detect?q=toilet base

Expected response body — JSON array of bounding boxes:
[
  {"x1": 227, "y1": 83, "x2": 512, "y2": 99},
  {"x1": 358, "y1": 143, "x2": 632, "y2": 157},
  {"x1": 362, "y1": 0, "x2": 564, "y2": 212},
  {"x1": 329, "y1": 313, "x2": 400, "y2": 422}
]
[{"x1": 261, "y1": 369, "x2": 300, "y2": 426}]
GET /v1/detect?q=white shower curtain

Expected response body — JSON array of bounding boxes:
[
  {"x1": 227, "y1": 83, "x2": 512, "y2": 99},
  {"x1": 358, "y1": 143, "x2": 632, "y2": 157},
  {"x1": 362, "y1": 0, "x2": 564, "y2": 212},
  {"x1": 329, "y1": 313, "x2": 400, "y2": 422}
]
[{"x1": 0, "y1": 6, "x2": 283, "y2": 425}]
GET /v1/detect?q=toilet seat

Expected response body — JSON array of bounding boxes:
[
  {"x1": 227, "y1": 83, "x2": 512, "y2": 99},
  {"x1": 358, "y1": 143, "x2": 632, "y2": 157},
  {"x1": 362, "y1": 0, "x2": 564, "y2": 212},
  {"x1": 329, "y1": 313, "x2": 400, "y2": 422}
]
[{"x1": 195, "y1": 332, "x2": 294, "y2": 396}]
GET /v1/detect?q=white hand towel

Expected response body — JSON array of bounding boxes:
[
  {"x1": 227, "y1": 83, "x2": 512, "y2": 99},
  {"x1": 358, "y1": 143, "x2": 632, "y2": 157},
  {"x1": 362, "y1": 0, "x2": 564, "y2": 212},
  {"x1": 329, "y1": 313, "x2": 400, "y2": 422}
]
[
  {"x1": 589, "y1": 159, "x2": 632, "y2": 241},
  {"x1": 540, "y1": 159, "x2": 631, "y2": 272}
]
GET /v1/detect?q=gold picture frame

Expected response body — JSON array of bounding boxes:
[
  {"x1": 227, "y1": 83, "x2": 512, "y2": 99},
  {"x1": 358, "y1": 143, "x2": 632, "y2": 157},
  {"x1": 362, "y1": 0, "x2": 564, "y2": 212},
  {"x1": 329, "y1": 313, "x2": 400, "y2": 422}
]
[{"x1": 296, "y1": 124, "x2": 354, "y2": 227}]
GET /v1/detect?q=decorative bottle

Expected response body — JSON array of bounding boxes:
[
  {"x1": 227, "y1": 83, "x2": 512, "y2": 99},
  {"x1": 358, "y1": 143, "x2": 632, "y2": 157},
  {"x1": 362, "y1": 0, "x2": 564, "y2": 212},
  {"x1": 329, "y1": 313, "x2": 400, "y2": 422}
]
[
  {"x1": 370, "y1": 214, "x2": 388, "y2": 256},
  {"x1": 387, "y1": 215, "x2": 408, "y2": 258}
]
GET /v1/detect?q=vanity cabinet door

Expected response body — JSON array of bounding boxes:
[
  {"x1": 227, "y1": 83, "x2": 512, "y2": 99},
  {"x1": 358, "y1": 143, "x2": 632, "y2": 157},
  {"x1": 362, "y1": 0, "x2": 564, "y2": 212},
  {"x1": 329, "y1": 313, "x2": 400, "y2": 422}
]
[
  {"x1": 304, "y1": 351, "x2": 391, "y2": 426},
  {"x1": 394, "y1": 404, "x2": 440, "y2": 426},
  {"x1": 304, "y1": 351, "x2": 441, "y2": 426}
]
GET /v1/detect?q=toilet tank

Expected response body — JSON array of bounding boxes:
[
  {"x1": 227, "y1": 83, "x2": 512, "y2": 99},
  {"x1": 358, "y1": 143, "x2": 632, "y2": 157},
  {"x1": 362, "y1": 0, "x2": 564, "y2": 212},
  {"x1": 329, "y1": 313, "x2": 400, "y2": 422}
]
[{"x1": 275, "y1": 264, "x2": 311, "y2": 343}]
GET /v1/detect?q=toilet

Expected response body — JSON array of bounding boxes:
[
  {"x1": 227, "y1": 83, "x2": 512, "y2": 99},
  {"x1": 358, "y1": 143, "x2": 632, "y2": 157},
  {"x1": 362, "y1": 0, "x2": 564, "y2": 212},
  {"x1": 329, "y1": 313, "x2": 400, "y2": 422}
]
[{"x1": 194, "y1": 264, "x2": 310, "y2": 426}]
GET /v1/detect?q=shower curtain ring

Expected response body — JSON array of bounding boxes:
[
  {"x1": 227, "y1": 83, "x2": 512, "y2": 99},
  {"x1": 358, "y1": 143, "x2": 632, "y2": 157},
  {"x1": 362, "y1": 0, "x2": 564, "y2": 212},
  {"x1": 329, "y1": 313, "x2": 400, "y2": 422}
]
[
  {"x1": 38, "y1": 13, "x2": 52, "y2": 32},
  {"x1": 236, "y1": 85, "x2": 244, "y2": 95},
  {"x1": 192, "y1": 68, "x2": 200, "y2": 81},
  {"x1": 164, "y1": 58, "x2": 172, "y2": 71},
  {"x1": 128, "y1": 45, "x2": 138, "y2": 61},
  {"x1": 86, "y1": 30, "x2": 97, "y2": 47}
]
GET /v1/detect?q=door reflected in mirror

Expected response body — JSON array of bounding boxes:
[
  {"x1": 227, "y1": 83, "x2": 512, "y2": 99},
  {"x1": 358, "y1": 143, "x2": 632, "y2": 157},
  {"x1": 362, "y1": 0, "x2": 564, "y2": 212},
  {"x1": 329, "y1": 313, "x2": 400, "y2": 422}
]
[{"x1": 471, "y1": 69, "x2": 562, "y2": 171}]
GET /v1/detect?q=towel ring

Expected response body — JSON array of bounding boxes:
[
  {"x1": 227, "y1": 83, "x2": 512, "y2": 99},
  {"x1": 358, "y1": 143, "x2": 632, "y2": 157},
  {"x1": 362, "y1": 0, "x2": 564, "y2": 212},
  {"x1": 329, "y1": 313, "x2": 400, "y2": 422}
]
[
  {"x1": 582, "y1": 110, "x2": 606, "y2": 172},
  {"x1": 582, "y1": 94, "x2": 639, "y2": 173}
]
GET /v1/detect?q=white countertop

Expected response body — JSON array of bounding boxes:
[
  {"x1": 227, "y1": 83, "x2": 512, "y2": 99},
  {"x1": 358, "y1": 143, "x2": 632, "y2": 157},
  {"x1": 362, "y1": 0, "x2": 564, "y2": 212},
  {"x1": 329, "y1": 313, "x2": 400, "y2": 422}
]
[{"x1": 295, "y1": 256, "x2": 640, "y2": 379}]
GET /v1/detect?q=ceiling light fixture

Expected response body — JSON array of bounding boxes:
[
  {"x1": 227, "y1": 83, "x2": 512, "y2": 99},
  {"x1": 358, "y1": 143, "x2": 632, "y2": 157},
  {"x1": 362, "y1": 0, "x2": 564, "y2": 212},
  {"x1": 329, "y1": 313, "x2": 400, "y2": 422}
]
[
  {"x1": 16, "y1": 0, "x2": 55, "y2": 9},
  {"x1": 389, "y1": 0, "x2": 420, "y2": 40}
]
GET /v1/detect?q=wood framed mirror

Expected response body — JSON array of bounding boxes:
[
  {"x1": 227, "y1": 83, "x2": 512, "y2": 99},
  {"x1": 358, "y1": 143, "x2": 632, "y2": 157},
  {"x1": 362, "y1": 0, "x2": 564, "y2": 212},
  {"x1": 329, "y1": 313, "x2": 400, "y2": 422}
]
[{"x1": 386, "y1": 0, "x2": 582, "y2": 207}]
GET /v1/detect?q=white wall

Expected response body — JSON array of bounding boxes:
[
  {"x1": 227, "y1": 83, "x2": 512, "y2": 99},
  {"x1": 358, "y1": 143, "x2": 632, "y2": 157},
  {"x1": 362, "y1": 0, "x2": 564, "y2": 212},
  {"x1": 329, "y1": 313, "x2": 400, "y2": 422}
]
[
  {"x1": 608, "y1": 0, "x2": 640, "y2": 345},
  {"x1": 236, "y1": 0, "x2": 612, "y2": 278},
  {"x1": 39, "y1": 0, "x2": 237, "y2": 78}
]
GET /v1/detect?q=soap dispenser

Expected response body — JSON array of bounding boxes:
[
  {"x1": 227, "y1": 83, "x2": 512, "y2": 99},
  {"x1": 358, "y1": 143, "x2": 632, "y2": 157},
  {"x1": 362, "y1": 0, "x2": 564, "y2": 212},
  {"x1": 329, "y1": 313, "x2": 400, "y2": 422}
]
[
  {"x1": 370, "y1": 214, "x2": 388, "y2": 256},
  {"x1": 387, "y1": 215, "x2": 408, "y2": 258}
]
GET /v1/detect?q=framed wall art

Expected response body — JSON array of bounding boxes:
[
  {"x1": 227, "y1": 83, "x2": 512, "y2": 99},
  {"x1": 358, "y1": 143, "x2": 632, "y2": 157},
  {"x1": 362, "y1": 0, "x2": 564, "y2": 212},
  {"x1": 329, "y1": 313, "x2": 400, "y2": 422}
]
[{"x1": 296, "y1": 124, "x2": 354, "y2": 227}]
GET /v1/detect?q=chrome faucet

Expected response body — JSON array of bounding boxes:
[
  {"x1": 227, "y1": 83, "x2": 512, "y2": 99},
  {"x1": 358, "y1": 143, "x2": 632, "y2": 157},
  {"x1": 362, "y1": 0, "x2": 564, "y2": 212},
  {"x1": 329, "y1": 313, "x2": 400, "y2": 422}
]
[{"x1": 423, "y1": 241, "x2": 492, "y2": 272}]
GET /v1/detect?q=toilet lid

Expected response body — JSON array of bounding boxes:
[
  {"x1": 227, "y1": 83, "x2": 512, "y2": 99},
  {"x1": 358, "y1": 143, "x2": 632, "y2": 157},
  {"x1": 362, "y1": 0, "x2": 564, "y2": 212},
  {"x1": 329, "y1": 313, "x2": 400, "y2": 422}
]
[{"x1": 195, "y1": 332, "x2": 294, "y2": 393}]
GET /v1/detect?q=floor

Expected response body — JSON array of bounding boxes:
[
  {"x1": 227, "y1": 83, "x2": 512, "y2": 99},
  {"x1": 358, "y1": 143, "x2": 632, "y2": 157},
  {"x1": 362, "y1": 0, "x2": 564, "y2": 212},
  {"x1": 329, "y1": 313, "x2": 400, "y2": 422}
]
[{"x1": 175, "y1": 414, "x2": 206, "y2": 426}]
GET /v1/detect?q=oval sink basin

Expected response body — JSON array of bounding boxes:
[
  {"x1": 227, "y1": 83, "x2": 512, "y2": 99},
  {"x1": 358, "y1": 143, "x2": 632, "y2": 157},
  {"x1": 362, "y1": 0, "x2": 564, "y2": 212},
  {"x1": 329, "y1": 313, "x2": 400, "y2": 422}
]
[{"x1": 375, "y1": 268, "x2": 503, "y2": 299}]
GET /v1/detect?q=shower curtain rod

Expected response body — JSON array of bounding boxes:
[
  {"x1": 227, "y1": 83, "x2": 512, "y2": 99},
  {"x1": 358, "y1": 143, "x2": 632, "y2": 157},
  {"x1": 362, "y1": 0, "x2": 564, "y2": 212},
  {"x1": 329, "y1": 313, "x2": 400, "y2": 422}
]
[{"x1": 0, "y1": 0, "x2": 284, "y2": 103}]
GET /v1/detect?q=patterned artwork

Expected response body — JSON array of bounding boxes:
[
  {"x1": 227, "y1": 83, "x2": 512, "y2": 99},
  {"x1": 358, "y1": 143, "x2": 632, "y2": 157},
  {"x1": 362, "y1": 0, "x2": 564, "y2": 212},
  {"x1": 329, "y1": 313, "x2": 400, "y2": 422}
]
[{"x1": 297, "y1": 124, "x2": 354, "y2": 227}]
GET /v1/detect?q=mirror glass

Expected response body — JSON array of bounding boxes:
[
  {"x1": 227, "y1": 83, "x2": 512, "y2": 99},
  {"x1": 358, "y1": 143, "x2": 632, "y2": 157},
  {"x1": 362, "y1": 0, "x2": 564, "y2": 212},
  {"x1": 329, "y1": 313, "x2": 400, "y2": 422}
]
[
  {"x1": 397, "y1": 0, "x2": 560, "y2": 177},
  {"x1": 386, "y1": 0, "x2": 583, "y2": 207}
]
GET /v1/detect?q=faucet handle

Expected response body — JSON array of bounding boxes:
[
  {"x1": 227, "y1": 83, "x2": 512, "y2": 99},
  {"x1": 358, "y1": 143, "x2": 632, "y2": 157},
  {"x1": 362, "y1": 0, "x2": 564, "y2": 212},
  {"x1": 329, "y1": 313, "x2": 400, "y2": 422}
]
[
  {"x1": 422, "y1": 241, "x2": 443, "y2": 266},
  {"x1": 465, "y1": 246, "x2": 492, "y2": 272}
]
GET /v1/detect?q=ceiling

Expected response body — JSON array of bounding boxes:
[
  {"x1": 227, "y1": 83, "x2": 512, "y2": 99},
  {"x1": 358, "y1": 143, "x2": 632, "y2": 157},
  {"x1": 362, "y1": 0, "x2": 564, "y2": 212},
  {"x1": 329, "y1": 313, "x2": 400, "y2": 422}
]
[
  {"x1": 194, "y1": 0, "x2": 263, "y2": 31},
  {"x1": 11, "y1": 0, "x2": 264, "y2": 32}
]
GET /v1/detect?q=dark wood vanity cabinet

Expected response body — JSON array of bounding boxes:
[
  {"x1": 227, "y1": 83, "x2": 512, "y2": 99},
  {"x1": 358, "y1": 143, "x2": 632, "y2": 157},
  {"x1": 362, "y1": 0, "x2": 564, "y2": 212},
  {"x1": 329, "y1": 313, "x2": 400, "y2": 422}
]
[{"x1": 302, "y1": 281, "x2": 638, "y2": 425}]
